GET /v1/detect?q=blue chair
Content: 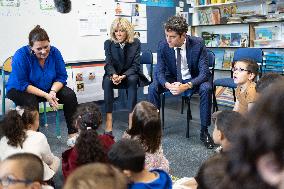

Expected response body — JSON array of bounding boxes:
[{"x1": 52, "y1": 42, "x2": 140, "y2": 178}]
[
  {"x1": 141, "y1": 50, "x2": 154, "y2": 83},
  {"x1": 1, "y1": 56, "x2": 61, "y2": 138},
  {"x1": 213, "y1": 48, "x2": 263, "y2": 111},
  {"x1": 161, "y1": 49, "x2": 215, "y2": 138}
]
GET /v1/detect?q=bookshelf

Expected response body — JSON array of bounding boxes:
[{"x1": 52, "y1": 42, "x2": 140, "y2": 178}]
[{"x1": 191, "y1": 0, "x2": 284, "y2": 71}]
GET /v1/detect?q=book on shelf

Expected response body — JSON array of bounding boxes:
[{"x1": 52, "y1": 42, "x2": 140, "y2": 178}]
[
  {"x1": 201, "y1": 31, "x2": 212, "y2": 47},
  {"x1": 211, "y1": 33, "x2": 220, "y2": 47},
  {"x1": 240, "y1": 33, "x2": 248, "y2": 47},
  {"x1": 211, "y1": 8, "x2": 221, "y2": 24},
  {"x1": 230, "y1": 33, "x2": 242, "y2": 47},
  {"x1": 219, "y1": 34, "x2": 231, "y2": 47},
  {"x1": 212, "y1": 49, "x2": 225, "y2": 69},
  {"x1": 222, "y1": 50, "x2": 234, "y2": 70}
]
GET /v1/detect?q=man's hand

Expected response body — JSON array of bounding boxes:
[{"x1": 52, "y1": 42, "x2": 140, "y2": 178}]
[{"x1": 168, "y1": 82, "x2": 191, "y2": 95}]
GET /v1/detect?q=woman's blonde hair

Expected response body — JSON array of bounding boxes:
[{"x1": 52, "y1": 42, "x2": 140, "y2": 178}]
[{"x1": 110, "y1": 17, "x2": 134, "y2": 43}]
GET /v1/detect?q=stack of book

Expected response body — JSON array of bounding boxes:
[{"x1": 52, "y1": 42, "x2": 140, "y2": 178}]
[{"x1": 263, "y1": 52, "x2": 284, "y2": 74}]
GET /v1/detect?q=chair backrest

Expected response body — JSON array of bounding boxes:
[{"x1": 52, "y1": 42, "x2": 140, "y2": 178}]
[
  {"x1": 2, "y1": 56, "x2": 13, "y2": 115},
  {"x1": 140, "y1": 50, "x2": 153, "y2": 83},
  {"x1": 233, "y1": 48, "x2": 263, "y2": 63},
  {"x1": 207, "y1": 49, "x2": 215, "y2": 83}
]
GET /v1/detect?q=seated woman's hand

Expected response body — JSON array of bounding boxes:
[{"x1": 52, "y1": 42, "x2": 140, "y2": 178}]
[{"x1": 45, "y1": 93, "x2": 59, "y2": 111}]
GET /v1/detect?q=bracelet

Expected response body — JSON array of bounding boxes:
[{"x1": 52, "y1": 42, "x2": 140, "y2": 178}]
[{"x1": 50, "y1": 89, "x2": 57, "y2": 93}]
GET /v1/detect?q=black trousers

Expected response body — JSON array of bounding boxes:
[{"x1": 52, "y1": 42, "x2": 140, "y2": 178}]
[
  {"x1": 103, "y1": 75, "x2": 138, "y2": 113},
  {"x1": 6, "y1": 86, "x2": 78, "y2": 134}
]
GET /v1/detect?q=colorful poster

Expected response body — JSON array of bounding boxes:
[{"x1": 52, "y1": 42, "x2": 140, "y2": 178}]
[
  {"x1": 71, "y1": 65, "x2": 117, "y2": 103},
  {"x1": 140, "y1": 0, "x2": 174, "y2": 7}
]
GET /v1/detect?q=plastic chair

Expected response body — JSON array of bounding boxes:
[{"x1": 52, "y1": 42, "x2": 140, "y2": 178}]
[
  {"x1": 161, "y1": 49, "x2": 215, "y2": 138},
  {"x1": 1, "y1": 56, "x2": 61, "y2": 138},
  {"x1": 212, "y1": 48, "x2": 263, "y2": 112}
]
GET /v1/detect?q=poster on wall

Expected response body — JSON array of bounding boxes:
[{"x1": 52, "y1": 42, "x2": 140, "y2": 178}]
[
  {"x1": 131, "y1": 3, "x2": 146, "y2": 17},
  {"x1": 71, "y1": 65, "x2": 118, "y2": 103},
  {"x1": 132, "y1": 16, "x2": 147, "y2": 30},
  {"x1": 134, "y1": 30, "x2": 147, "y2": 43},
  {"x1": 140, "y1": 0, "x2": 174, "y2": 7},
  {"x1": 114, "y1": 2, "x2": 132, "y2": 16}
]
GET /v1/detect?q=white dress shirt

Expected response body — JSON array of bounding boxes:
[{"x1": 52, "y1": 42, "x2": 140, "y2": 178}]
[{"x1": 174, "y1": 40, "x2": 191, "y2": 81}]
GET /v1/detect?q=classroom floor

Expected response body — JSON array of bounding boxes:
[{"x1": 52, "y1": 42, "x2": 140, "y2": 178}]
[{"x1": 41, "y1": 94, "x2": 221, "y2": 188}]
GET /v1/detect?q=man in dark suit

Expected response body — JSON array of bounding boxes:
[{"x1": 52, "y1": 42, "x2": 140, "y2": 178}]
[{"x1": 148, "y1": 16, "x2": 214, "y2": 149}]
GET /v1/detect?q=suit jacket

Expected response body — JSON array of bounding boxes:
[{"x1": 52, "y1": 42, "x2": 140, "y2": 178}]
[
  {"x1": 155, "y1": 36, "x2": 210, "y2": 87},
  {"x1": 104, "y1": 38, "x2": 149, "y2": 87}
]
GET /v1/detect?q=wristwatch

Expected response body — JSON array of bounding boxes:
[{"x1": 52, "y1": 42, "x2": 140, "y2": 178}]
[{"x1": 186, "y1": 82, "x2": 193, "y2": 89}]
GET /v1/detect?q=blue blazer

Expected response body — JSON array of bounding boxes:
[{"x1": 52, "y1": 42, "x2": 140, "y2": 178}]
[
  {"x1": 155, "y1": 36, "x2": 210, "y2": 87},
  {"x1": 104, "y1": 38, "x2": 149, "y2": 87}
]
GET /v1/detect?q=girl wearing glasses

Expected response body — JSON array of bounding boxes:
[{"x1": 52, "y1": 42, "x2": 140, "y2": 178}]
[{"x1": 232, "y1": 58, "x2": 259, "y2": 114}]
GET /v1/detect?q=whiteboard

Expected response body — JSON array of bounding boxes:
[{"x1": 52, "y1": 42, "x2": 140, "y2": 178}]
[{"x1": 0, "y1": 0, "x2": 117, "y2": 64}]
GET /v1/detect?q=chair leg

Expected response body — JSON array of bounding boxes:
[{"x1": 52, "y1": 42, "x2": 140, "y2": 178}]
[
  {"x1": 161, "y1": 93, "x2": 165, "y2": 130},
  {"x1": 232, "y1": 88, "x2": 236, "y2": 102},
  {"x1": 56, "y1": 111, "x2": 61, "y2": 139},
  {"x1": 181, "y1": 96, "x2": 184, "y2": 114},
  {"x1": 186, "y1": 98, "x2": 191, "y2": 138},
  {"x1": 43, "y1": 102, "x2": 48, "y2": 127},
  {"x1": 213, "y1": 85, "x2": 218, "y2": 112}
]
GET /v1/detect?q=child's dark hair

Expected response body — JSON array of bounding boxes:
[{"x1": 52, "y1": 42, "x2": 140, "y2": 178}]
[
  {"x1": 235, "y1": 58, "x2": 259, "y2": 81},
  {"x1": 73, "y1": 102, "x2": 102, "y2": 131},
  {"x1": 0, "y1": 106, "x2": 37, "y2": 148},
  {"x1": 256, "y1": 73, "x2": 284, "y2": 93},
  {"x1": 108, "y1": 139, "x2": 145, "y2": 173},
  {"x1": 213, "y1": 110, "x2": 246, "y2": 142},
  {"x1": 76, "y1": 130, "x2": 107, "y2": 166},
  {"x1": 195, "y1": 154, "x2": 228, "y2": 189},
  {"x1": 21, "y1": 106, "x2": 38, "y2": 127},
  {"x1": 164, "y1": 16, "x2": 188, "y2": 36},
  {"x1": 73, "y1": 103, "x2": 106, "y2": 166},
  {"x1": 126, "y1": 101, "x2": 161, "y2": 153}
]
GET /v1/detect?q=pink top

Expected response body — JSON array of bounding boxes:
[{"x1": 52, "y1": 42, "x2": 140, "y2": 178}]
[{"x1": 122, "y1": 132, "x2": 170, "y2": 172}]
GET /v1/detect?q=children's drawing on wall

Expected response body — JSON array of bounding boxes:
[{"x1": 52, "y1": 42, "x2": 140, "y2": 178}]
[
  {"x1": 134, "y1": 4, "x2": 139, "y2": 16},
  {"x1": 89, "y1": 72, "x2": 96, "y2": 80},
  {"x1": 39, "y1": 0, "x2": 55, "y2": 10},
  {"x1": 132, "y1": 3, "x2": 146, "y2": 17},
  {"x1": 134, "y1": 30, "x2": 147, "y2": 43},
  {"x1": 77, "y1": 82, "x2": 84, "y2": 92},
  {"x1": 115, "y1": 2, "x2": 132, "y2": 16},
  {"x1": 115, "y1": 2, "x2": 122, "y2": 15},
  {"x1": 132, "y1": 17, "x2": 147, "y2": 30},
  {"x1": 76, "y1": 73, "x2": 83, "y2": 81},
  {"x1": 0, "y1": 0, "x2": 20, "y2": 7}
]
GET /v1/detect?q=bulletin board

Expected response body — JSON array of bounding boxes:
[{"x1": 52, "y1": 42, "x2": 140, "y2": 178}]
[{"x1": 0, "y1": 0, "x2": 117, "y2": 64}]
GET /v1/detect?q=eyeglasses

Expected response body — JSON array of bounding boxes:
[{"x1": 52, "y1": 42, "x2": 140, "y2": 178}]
[
  {"x1": 0, "y1": 175, "x2": 33, "y2": 187},
  {"x1": 232, "y1": 67, "x2": 249, "y2": 72}
]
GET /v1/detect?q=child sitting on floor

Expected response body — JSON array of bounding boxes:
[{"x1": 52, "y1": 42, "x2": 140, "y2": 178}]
[
  {"x1": 62, "y1": 102, "x2": 115, "y2": 179},
  {"x1": 0, "y1": 106, "x2": 60, "y2": 182},
  {"x1": 212, "y1": 110, "x2": 246, "y2": 153},
  {"x1": 108, "y1": 139, "x2": 172, "y2": 189},
  {"x1": 232, "y1": 58, "x2": 258, "y2": 114},
  {"x1": 122, "y1": 101, "x2": 169, "y2": 172}
]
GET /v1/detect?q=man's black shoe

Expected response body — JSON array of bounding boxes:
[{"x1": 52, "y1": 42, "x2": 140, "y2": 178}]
[{"x1": 200, "y1": 132, "x2": 214, "y2": 149}]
